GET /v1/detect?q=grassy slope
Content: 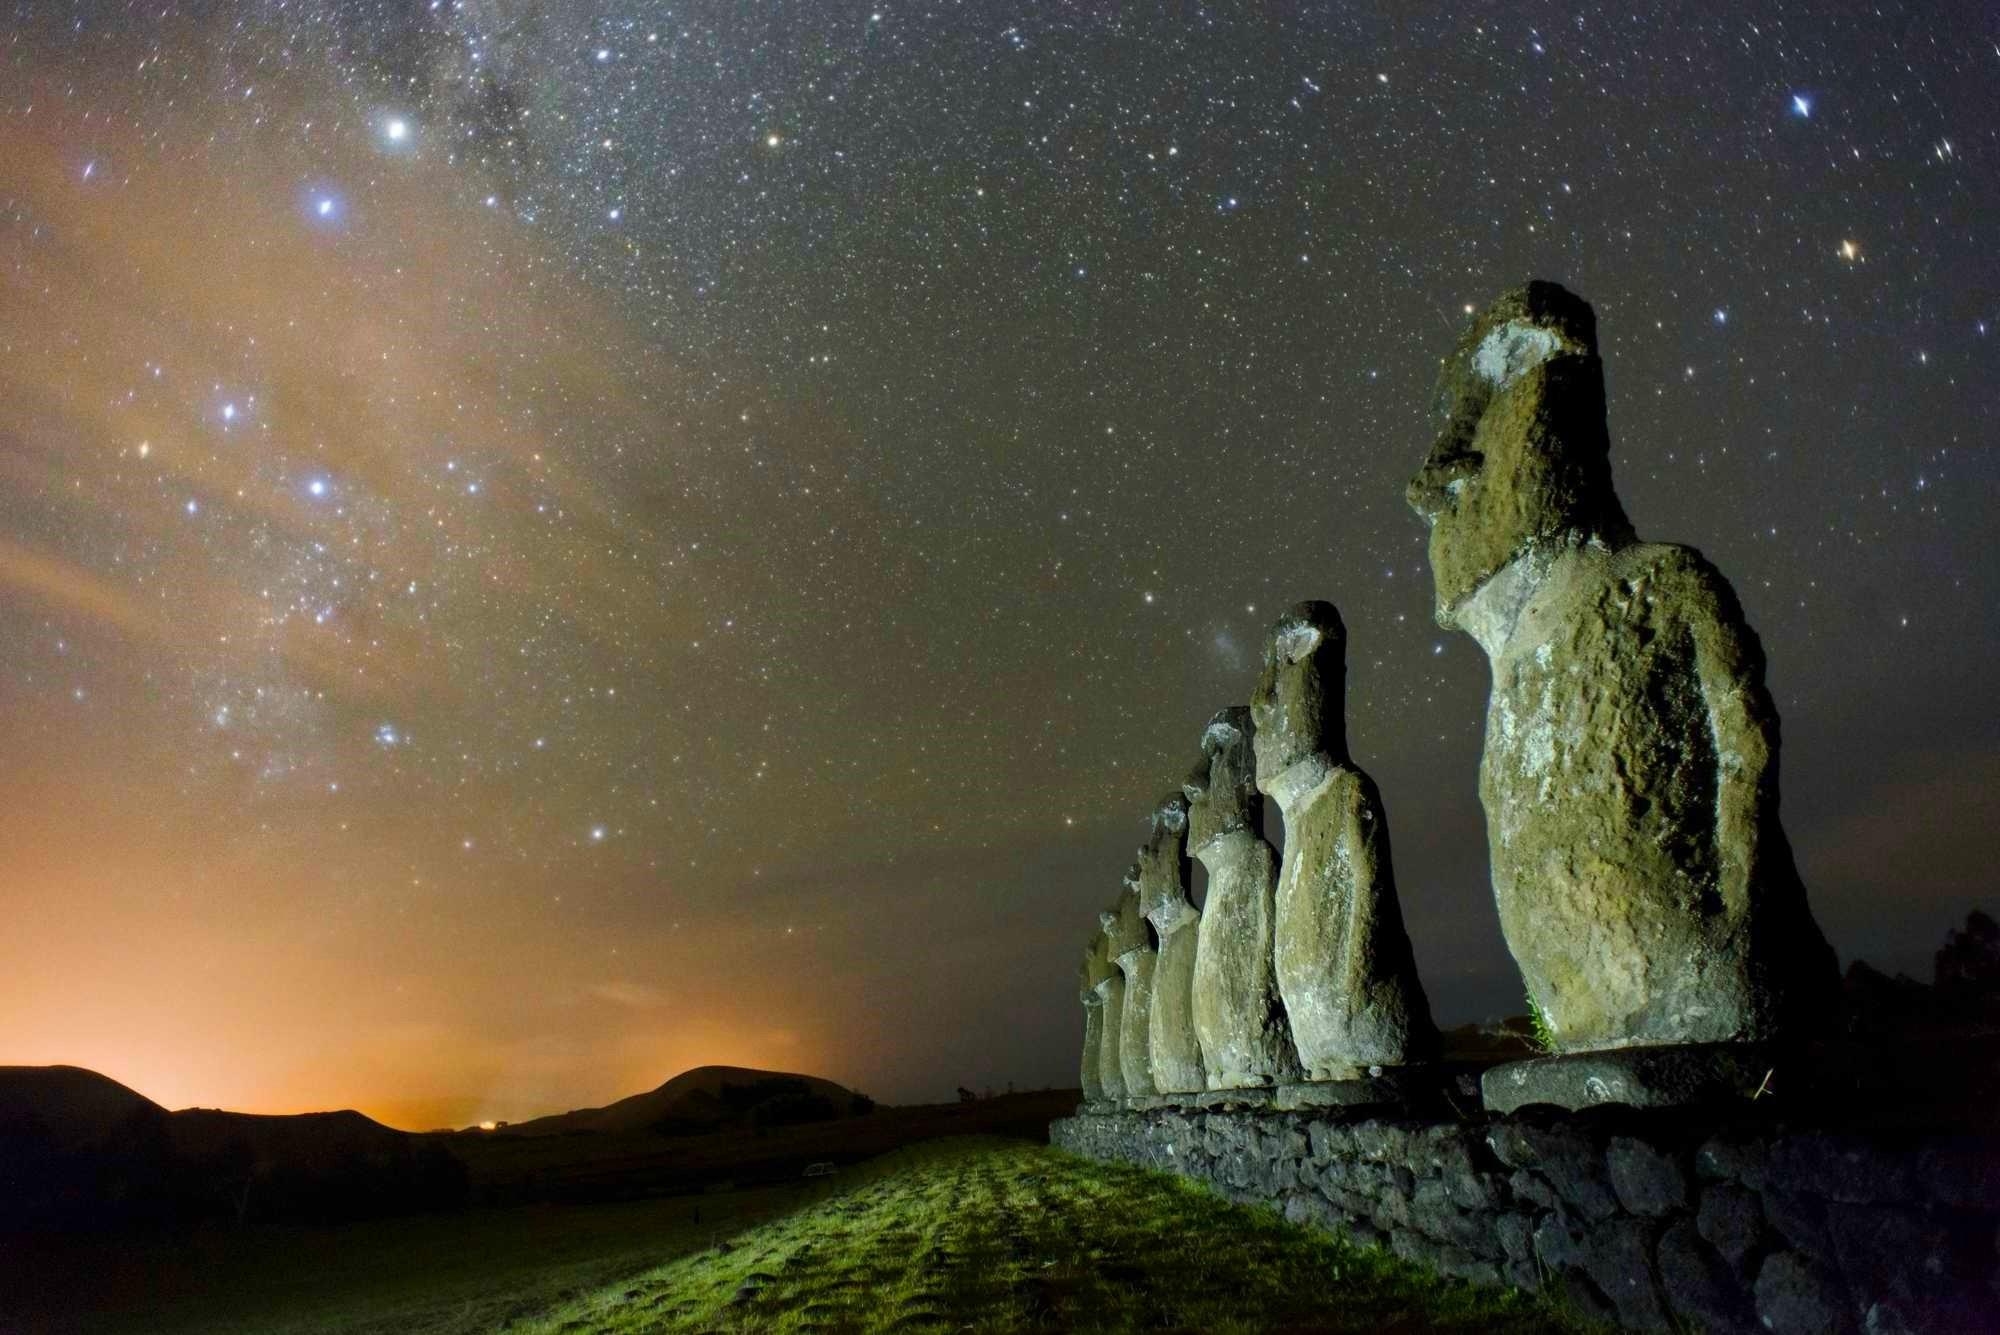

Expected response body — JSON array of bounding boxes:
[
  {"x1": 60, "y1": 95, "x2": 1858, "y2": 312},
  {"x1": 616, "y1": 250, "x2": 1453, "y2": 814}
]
[
  {"x1": 518, "y1": 1137, "x2": 1585, "y2": 1334},
  {"x1": 9, "y1": 1179, "x2": 837, "y2": 1335}
]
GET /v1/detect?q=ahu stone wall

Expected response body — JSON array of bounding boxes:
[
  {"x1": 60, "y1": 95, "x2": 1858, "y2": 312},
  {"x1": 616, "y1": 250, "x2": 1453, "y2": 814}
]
[{"x1": 1051, "y1": 1106, "x2": 2000, "y2": 1334}]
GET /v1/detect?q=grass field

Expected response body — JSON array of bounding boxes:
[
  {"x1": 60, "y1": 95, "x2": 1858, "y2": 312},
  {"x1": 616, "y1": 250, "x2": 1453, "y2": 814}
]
[
  {"x1": 11, "y1": 1133, "x2": 1586, "y2": 1333},
  {"x1": 6, "y1": 1177, "x2": 838, "y2": 1334},
  {"x1": 516, "y1": 1138, "x2": 1583, "y2": 1334}
]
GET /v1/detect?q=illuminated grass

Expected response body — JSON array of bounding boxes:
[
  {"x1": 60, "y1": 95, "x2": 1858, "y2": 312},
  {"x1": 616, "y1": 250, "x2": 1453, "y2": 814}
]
[{"x1": 517, "y1": 1137, "x2": 1584, "y2": 1334}]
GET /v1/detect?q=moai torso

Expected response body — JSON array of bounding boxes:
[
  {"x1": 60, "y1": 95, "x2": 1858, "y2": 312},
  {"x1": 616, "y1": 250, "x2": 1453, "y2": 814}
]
[
  {"x1": 1092, "y1": 908, "x2": 1127, "y2": 1104},
  {"x1": 1138, "y1": 793, "x2": 1205, "y2": 1095},
  {"x1": 1107, "y1": 871, "x2": 1158, "y2": 1098},
  {"x1": 1253, "y1": 602, "x2": 1435, "y2": 1077},
  {"x1": 1188, "y1": 709, "x2": 1301, "y2": 1088},
  {"x1": 1079, "y1": 930, "x2": 1115, "y2": 1105},
  {"x1": 1406, "y1": 281, "x2": 1836, "y2": 1051}
]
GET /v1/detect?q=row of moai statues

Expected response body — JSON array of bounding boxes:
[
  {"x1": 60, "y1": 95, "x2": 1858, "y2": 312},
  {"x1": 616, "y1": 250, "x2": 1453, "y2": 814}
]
[{"x1": 1079, "y1": 282, "x2": 1838, "y2": 1113}]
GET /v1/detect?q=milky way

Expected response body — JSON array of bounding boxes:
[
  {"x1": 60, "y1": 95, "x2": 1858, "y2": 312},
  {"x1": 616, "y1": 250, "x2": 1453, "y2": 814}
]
[{"x1": 2, "y1": 2, "x2": 1993, "y2": 1126}]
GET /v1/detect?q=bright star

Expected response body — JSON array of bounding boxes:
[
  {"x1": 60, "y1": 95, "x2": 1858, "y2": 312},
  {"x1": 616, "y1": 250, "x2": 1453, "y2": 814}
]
[
  {"x1": 385, "y1": 118, "x2": 409, "y2": 141},
  {"x1": 590, "y1": 825, "x2": 607, "y2": 842},
  {"x1": 1791, "y1": 94, "x2": 1811, "y2": 117},
  {"x1": 307, "y1": 478, "x2": 328, "y2": 498}
]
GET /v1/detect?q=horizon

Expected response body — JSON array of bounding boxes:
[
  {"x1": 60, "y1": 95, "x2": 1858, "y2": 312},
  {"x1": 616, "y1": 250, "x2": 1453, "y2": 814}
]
[{"x1": 2, "y1": 6, "x2": 1994, "y2": 1136}]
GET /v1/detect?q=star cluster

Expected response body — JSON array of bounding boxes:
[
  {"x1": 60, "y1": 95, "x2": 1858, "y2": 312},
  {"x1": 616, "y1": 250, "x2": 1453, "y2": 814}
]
[{"x1": 0, "y1": 2, "x2": 1992, "y2": 1126}]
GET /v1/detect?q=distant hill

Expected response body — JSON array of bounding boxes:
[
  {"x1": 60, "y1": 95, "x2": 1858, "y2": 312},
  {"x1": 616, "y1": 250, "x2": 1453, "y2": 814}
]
[
  {"x1": 0, "y1": 1065, "x2": 464, "y2": 1233},
  {"x1": 0, "y1": 1065, "x2": 165, "y2": 1150},
  {"x1": 497, "y1": 1065, "x2": 873, "y2": 1138}
]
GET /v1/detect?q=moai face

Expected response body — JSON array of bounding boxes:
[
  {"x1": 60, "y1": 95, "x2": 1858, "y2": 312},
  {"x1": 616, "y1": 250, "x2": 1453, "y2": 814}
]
[
  {"x1": 1184, "y1": 707, "x2": 1257, "y2": 853},
  {"x1": 1404, "y1": 281, "x2": 1628, "y2": 627},
  {"x1": 1250, "y1": 601, "x2": 1347, "y2": 787},
  {"x1": 1138, "y1": 792, "x2": 1194, "y2": 932},
  {"x1": 1104, "y1": 872, "x2": 1149, "y2": 962}
]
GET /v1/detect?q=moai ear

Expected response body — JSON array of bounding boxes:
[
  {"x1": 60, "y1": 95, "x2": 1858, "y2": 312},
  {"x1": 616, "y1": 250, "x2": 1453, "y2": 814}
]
[
  {"x1": 1276, "y1": 621, "x2": 1322, "y2": 665},
  {"x1": 1472, "y1": 319, "x2": 1564, "y2": 389}
]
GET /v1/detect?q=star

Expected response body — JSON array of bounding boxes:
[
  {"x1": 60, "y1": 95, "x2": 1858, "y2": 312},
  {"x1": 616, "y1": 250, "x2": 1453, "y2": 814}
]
[{"x1": 1791, "y1": 94, "x2": 1811, "y2": 117}]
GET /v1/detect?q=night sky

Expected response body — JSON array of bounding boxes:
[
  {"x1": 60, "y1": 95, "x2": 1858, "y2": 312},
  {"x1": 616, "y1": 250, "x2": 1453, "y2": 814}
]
[{"x1": 2, "y1": 2, "x2": 1993, "y2": 1130}]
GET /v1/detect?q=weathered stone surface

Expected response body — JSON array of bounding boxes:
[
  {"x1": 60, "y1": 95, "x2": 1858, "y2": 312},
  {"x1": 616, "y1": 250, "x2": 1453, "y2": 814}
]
[
  {"x1": 1607, "y1": 1135, "x2": 1689, "y2": 1216},
  {"x1": 1696, "y1": 1182, "x2": 1766, "y2": 1269},
  {"x1": 1078, "y1": 929, "x2": 1114, "y2": 1106},
  {"x1": 1754, "y1": 1250, "x2": 1855, "y2": 1335},
  {"x1": 1250, "y1": 600, "x2": 1435, "y2": 1077},
  {"x1": 1483, "y1": 1044, "x2": 1776, "y2": 1113},
  {"x1": 1656, "y1": 1219, "x2": 1758, "y2": 1335},
  {"x1": 1488, "y1": 1118, "x2": 1618, "y2": 1220},
  {"x1": 1187, "y1": 709, "x2": 1300, "y2": 1089},
  {"x1": 1579, "y1": 1216, "x2": 1673, "y2": 1331},
  {"x1": 1769, "y1": 1133, "x2": 1914, "y2": 1205},
  {"x1": 1405, "y1": 280, "x2": 1837, "y2": 1059},
  {"x1": 1106, "y1": 870, "x2": 1158, "y2": 1099},
  {"x1": 1138, "y1": 792, "x2": 1205, "y2": 1096},
  {"x1": 1092, "y1": 907, "x2": 1127, "y2": 1105},
  {"x1": 1054, "y1": 1105, "x2": 2000, "y2": 1334}
]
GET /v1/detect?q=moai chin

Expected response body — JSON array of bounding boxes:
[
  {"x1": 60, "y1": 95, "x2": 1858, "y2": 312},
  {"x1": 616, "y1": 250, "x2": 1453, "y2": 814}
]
[
  {"x1": 1138, "y1": 792, "x2": 1205, "y2": 1097},
  {"x1": 1405, "y1": 280, "x2": 1837, "y2": 1077},
  {"x1": 1078, "y1": 928, "x2": 1117, "y2": 1108},
  {"x1": 1187, "y1": 708, "x2": 1301, "y2": 1089},
  {"x1": 1252, "y1": 601, "x2": 1436, "y2": 1079},
  {"x1": 1092, "y1": 905, "x2": 1127, "y2": 1105},
  {"x1": 1105, "y1": 867, "x2": 1158, "y2": 1100}
]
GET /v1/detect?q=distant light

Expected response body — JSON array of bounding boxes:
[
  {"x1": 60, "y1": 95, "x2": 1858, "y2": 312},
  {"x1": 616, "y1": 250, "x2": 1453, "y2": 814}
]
[
  {"x1": 479, "y1": 1120, "x2": 497, "y2": 1131},
  {"x1": 385, "y1": 118, "x2": 409, "y2": 141},
  {"x1": 590, "y1": 825, "x2": 607, "y2": 842},
  {"x1": 221, "y1": 403, "x2": 237, "y2": 421},
  {"x1": 375, "y1": 723, "x2": 400, "y2": 747},
  {"x1": 766, "y1": 133, "x2": 781, "y2": 147},
  {"x1": 607, "y1": 207, "x2": 621, "y2": 220},
  {"x1": 316, "y1": 197, "x2": 334, "y2": 217},
  {"x1": 184, "y1": 499, "x2": 199, "y2": 515},
  {"x1": 1791, "y1": 94, "x2": 1811, "y2": 117},
  {"x1": 1713, "y1": 308, "x2": 1728, "y2": 325},
  {"x1": 308, "y1": 478, "x2": 328, "y2": 498}
]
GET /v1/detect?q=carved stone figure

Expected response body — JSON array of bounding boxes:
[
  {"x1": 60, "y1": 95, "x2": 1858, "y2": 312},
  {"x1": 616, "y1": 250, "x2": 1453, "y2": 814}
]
[
  {"x1": 1252, "y1": 601, "x2": 1436, "y2": 1078},
  {"x1": 1405, "y1": 281, "x2": 1836, "y2": 1060},
  {"x1": 1188, "y1": 709, "x2": 1300, "y2": 1089},
  {"x1": 1105, "y1": 868, "x2": 1158, "y2": 1100},
  {"x1": 1092, "y1": 909, "x2": 1126, "y2": 1106},
  {"x1": 1138, "y1": 792, "x2": 1205, "y2": 1096},
  {"x1": 1078, "y1": 928, "x2": 1116, "y2": 1107}
]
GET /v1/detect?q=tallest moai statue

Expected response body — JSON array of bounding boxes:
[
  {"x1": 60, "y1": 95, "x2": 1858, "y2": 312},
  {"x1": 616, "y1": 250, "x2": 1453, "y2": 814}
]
[{"x1": 1406, "y1": 282, "x2": 1836, "y2": 1098}]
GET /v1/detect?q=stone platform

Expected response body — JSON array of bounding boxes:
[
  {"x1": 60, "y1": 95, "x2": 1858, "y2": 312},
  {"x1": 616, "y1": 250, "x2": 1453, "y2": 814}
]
[{"x1": 1052, "y1": 1103, "x2": 2000, "y2": 1333}]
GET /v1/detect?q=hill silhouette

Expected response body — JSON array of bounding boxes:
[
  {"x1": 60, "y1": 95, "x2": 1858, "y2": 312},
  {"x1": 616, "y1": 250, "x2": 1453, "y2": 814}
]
[
  {"x1": 497, "y1": 1065, "x2": 871, "y2": 1138},
  {"x1": 0, "y1": 1066, "x2": 464, "y2": 1233},
  {"x1": 0, "y1": 1065, "x2": 164, "y2": 1150}
]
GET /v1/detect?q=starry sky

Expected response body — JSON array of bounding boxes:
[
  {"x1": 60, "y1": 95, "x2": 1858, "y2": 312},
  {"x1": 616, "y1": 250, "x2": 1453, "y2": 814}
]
[{"x1": 2, "y1": 2, "x2": 1994, "y2": 1130}]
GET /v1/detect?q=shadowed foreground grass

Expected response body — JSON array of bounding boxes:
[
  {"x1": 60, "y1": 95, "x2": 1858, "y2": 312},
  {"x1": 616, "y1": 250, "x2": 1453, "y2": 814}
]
[{"x1": 517, "y1": 1137, "x2": 1583, "y2": 1334}]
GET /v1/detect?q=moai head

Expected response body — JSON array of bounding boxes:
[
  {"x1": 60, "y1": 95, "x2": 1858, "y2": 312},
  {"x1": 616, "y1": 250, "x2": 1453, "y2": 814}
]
[
  {"x1": 1184, "y1": 707, "x2": 1259, "y2": 853},
  {"x1": 1404, "y1": 281, "x2": 1634, "y2": 628},
  {"x1": 1138, "y1": 792, "x2": 1195, "y2": 933},
  {"x1": 1103, "y1": 873, "x2": 1151, "y2": 963},
  {"x1": 1250, "y1": 601, "x2": 1348, "y2": 788}
]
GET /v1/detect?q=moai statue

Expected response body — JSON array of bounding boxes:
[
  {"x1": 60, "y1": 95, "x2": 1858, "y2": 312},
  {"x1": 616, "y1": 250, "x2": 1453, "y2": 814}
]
[
  {"x1": 1078, "y1": 928, "x2": 1116, "y2": 1108},
  {"x1": 1252, "y1": 601, "x2": 1436, "y2": 1080},
  {"x1": 1092, "y1": 906, "x2": 1127, "y2": 1106},
  {"x1": 1188, "y1": 709, "x2": 1300, "y2": 1090},
  {"x1": 1138, "y1": 792, "x2": 1205, "y2": 1097},
  {"x1": 1405, "y1": 281, "x2": 1837, "y2": 1106},
  {"x1": 1106, "y1": 867, "x2": 1158, "y2": 1101}
]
